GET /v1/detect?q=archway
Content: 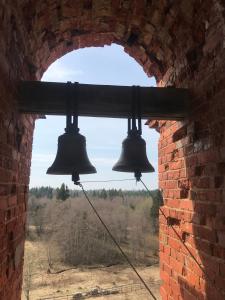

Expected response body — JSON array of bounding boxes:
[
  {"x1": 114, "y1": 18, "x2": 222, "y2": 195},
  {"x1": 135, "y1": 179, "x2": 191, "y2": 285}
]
[
  {"x1": 31, "y1": 44, "x2": 158, "y2": 189},
  {"x1": 23, "y1": 44, "x2": 160, "y2": 299},
  {"x1": 1, "y1": 1, "x2": 225, "y2": 299}
]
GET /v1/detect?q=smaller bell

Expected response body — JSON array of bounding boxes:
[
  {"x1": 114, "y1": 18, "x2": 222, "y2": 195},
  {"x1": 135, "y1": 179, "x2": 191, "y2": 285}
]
[
  {"x1": 113, "y1": 86, "x2": 155, "y2": 181},
  {"x1": 112, "y1": 129, "x2": 155, "y2": 180}
]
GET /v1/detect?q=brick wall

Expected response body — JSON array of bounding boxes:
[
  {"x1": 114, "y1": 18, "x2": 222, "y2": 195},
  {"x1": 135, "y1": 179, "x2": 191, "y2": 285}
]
[
  {"x1": 0, "y1": 69, "x2": 35, "y2": 299},
  {"x1": 156, "y1": 89, "x2": 225, "y2": 298},
  {"x1": 0, "y1": 0, "x2": 225, "y2": 299},
  {"x1": 0, "y1": 3, "x2": 36, "y2": 299},
  {"x1": 153, "y1": 2, "x2": 225, "y2": 298}
]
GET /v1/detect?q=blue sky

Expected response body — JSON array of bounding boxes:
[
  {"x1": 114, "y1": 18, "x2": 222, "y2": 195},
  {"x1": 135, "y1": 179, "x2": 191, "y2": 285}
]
[{"x1": 30, "y1": 44, "x2": 159, "y2": 190}]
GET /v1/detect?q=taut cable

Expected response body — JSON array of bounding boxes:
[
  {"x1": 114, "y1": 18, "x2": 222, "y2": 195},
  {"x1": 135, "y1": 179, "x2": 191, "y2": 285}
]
[{"x1": 78, "y1": 182, "x2": 157, "y2": 300}]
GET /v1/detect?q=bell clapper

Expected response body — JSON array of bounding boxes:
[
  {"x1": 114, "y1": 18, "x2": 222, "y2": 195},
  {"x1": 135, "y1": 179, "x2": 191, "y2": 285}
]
[
  {"x1": 134, "y1": 171, "x2": 142, "y2": 182},
  {"x1": 72, "y1": 172, "x2": 80, "y2": 185}
]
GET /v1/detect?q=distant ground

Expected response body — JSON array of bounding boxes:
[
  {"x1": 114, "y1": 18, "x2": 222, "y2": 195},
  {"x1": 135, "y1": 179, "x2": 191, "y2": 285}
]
[{"x1": 22, "y1": 241, "x2": 160, "y2": 300}]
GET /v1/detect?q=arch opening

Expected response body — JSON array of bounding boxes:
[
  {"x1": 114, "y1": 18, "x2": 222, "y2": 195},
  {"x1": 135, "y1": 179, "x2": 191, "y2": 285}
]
[
  {"x1": 1, "y1": 1, "x2": 225, "y2": 299},
  {"x1": 22, "y1": 44, "x2": 161, "y2": 300}
]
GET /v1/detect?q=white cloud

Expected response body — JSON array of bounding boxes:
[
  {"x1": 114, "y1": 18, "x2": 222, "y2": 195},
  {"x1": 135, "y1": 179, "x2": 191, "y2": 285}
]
[{"x1": 42, "y1": 60, "x2": 84, "y2": 82}]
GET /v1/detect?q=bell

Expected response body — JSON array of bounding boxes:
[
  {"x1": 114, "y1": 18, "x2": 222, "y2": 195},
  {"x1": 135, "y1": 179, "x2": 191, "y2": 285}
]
[
  {"x1": 47, "y1": 83, "x2": 96, "y2": 184},
  {"x1": 112, "y1": 130, "x2": 155, "y2": 177},
  {"x1": 113, "y1": 86, "x2": 155, "y2": 181},
  {"x1": 47, "y1": 131, "x2": 96, "y2": 176}
]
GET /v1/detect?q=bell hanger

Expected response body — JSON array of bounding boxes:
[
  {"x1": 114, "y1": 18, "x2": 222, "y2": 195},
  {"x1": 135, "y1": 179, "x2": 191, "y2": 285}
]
[
  {"x1": 47, "y1": 82, "x2": 96, "y2": 184},
  {"x1": 112, "y1": 85, "x2": 155, "y2": 181}
]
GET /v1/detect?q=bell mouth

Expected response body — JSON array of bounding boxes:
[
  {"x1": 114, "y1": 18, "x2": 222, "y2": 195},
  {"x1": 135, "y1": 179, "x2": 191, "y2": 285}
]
[
  {"x1": 47, "y1": 165, "x2": 97, "y2": 175},
  {"x1": 112, "y1": 164, "x2": 155, "y2": 173}
]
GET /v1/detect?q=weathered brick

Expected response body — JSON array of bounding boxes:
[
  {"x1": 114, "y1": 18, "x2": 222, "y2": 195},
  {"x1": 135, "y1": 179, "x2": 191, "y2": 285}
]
[{"x1": 0, "y1": 1, "x2": 225, "y2": 299}]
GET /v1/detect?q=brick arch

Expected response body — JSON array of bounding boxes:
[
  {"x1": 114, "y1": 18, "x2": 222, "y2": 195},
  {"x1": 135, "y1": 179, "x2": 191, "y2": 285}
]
[
  {"x1": 3, "y1": 0, "x2": 225, "y2": 83},
  {"x1": 19, "y1": 0, "x2": 211, "y2": 83},
  {"x1": 21, "y1": 0, "x2": 224, "y2": 86},
  {"x1": 35, "y1": 34, "x2": 163, "y2": 82},
  {"x1": 1, "y1": 0, "x2": 225, "y2": 299}
]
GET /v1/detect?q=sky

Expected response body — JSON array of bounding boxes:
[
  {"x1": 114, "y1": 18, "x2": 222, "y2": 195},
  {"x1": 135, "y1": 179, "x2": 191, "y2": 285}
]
[{"x1": 30, "y1": 44, "x2": 159, "y2": 190}]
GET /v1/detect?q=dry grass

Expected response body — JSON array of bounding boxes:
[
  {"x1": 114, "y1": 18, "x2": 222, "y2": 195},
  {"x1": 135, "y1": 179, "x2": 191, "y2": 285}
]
[{"x1": 22, "y1": 241, "x2": 160, "y2": 299}]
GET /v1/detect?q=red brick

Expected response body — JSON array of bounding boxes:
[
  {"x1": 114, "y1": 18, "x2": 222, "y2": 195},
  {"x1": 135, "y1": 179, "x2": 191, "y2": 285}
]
[
  {"x1": 180, "y1": 200, "x2": 194, "y2": 211},
  {"x1": 168, "y1": 237, "x2": 181, "y2": 251},
  {"x1": 1, "y1": 1, "x2": 225, "y2": 300},
  {"x1": 160, "y1": 269, "x2": 170, "y2": 285},
  {"x1": 160, "y1": 285, "x2": 168, "y2": 300},
  {"x1": 7, "y1": 195, "x2": 17, "y2": 207},
  {"x1": 170, "y1": 256, "x2": 183, "y2": 274}
]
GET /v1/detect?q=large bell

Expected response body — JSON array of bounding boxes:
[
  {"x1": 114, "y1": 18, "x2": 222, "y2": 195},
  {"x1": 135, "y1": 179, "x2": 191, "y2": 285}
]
[
  {"x1": 47, "y1": 131, "x2": 96, "y2": 176},
  {"x1": 112, "y1": 130, "x2": 155, "y2": 176},
  {"x1": 47, "y1": 83, "x2": 96, "y2": 184}
]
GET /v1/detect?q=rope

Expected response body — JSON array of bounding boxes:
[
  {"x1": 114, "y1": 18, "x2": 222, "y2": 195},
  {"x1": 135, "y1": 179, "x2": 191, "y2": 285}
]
[
  {"x1": 139, "y1": 179, "x2": 225, "y2": 298},
  {"x1": 78, "y1": 182, "x2": 157, "y2": 300}
]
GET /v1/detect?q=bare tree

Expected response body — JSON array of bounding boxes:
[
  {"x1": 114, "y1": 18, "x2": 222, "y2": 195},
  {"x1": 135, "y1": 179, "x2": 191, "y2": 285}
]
[
  {"x1": 23, "y1": 253, "x2": 34, "y2": 300},
  {"x1": 26, "y1": 191, "x2": 159, "y2": 267}
]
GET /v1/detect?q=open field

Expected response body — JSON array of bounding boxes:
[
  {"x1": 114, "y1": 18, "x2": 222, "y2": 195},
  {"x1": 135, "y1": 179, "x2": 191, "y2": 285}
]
[{"x1": 22, "y1": 241, "x2": 160, "y2": 300}]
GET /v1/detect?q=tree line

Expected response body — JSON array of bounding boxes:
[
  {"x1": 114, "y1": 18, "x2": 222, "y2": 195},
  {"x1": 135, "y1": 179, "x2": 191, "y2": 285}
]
[
  {"x1": 27, "y1": 184, "x2": 162, "y2": 269},
  {"x1": 29, "y1": 184, "x2": 160, "y2": 201}
]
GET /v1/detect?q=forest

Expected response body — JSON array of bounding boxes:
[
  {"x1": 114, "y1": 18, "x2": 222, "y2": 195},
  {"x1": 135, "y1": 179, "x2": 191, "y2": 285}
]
[
  {"x1": 27, "y1": 185, "x2": 162, "y2": 266},
  {"x1": 23, "y1": 185, "x2": 162, "y2": 299}
]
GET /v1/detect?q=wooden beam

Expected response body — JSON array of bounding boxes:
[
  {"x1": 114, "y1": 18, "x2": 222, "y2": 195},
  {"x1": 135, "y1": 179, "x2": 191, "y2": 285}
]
[{"x1": 18, "y1": 81, "x2": 190, "y2": 120}]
